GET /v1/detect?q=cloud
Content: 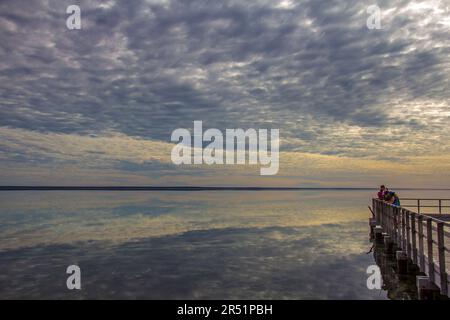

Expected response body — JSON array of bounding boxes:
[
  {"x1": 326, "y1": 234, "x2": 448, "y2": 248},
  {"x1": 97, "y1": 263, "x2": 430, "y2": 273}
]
[
  {"x1": 0, "y1": 0, "x2": 449, "y2": 185},
  {"x1": 1, "y1": 126, "x2": 450, "y2": 187}
]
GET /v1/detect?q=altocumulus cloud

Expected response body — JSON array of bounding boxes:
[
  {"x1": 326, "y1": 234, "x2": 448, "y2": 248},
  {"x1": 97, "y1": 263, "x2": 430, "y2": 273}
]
[{"x1": 0, "y1": 0, "x2": 449, "y2": 185}]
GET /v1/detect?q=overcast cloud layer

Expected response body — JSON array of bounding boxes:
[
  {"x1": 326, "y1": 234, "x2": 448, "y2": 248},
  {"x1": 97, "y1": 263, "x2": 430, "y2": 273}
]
[{"x1": 0, "y1": 0, "x2": 450, "y2": 186}]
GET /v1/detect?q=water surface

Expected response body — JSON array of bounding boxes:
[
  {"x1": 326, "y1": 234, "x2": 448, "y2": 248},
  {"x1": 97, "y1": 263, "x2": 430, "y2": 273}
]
[{"x1": 1, "y1": 189, "x2": 447, "y2": 299}]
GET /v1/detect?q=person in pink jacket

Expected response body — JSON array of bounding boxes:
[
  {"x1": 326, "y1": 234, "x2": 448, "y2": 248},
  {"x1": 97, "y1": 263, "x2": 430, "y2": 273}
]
[{"x1": 377, "y1": 185, "x2": 386, "y2": 200}]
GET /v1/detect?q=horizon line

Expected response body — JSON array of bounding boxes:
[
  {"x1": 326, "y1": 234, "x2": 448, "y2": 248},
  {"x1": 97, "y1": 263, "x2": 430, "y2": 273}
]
[{"x1": 1, "y1": 186, "x2": 450, "y2": 191}]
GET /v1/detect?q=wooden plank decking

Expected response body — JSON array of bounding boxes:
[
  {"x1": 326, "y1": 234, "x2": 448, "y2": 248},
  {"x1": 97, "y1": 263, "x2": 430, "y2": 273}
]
[{"x1": 372, "y1": 198, "x2": 450, "y2": 298}]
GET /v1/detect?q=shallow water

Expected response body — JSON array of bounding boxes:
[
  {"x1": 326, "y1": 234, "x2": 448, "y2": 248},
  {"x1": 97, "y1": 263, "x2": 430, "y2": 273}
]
[{"x1": 0, "y1": 189, "x2": 448, "y2": 299}]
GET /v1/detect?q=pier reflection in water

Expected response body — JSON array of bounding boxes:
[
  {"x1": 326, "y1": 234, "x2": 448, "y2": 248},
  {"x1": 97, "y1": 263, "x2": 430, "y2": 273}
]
[{"x1": 370, "y1": 242, "x2": 419, "y2": 300}]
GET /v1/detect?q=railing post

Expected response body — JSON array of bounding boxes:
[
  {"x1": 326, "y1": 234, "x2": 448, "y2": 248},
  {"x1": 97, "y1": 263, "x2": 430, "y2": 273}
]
[
  {"x1": 402, "y1": 209, "x2": 406, "y2": 250},
  {"x1": 411, "y1": 212, "x2": 417, "y2": 265},
  {"x1": 426, "y1": 218, "x2": 435, "y2": 283},
  {"x1": 372, "y1": 198, "x2": 376, "y2": 218},
  {"x1": 437, "y1": 222, "x2": 448, "y2": 296},
  {"x1": 418, "y1": 215, "x2": 425, "y2": 271},
  {"x1": 393, "y1": 206, "x2": 399, "y2": 245},
  {"x1": 391, "y1": 206, "x2": 395, "y2": 236},
  {"x1": 377, "y1": 199, "x2": 381, "y2": 223},
  {"x1": 406, "y1": 210, "x2": 411, "y2": 259},
  {"x1": 438, "y1": 200, "x2": 442, "y2": 214},
  {"x1": 387, "y1": 204, "x2": 390, "y2": 232},
  {"x1": 389, "y1": 205, "x2": 393, "y2": 234},
  {"x1": 380, "y1": 203, "x2": 383, "y2": 230},
  {"x1": 398, "y1": 206, "x2": 402, "y2": 246}
]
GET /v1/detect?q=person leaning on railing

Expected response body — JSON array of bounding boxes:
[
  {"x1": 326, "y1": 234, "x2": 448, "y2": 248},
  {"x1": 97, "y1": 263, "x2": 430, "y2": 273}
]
[
  {"x1": 384, "y1": 191, "x2": 400, "y2": 207},
  {"x1": 377, "y1": 185, "x2": 386, "y2": 200}
]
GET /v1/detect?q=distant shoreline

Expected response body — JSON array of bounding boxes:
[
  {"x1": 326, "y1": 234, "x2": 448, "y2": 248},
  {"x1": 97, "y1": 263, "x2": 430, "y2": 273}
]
[{"x1": 0, "y1": 186, "x2": 449, "y2": 191}]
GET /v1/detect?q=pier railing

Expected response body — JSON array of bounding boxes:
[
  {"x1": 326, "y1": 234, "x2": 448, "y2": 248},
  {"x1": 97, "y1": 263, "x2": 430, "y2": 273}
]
[
  {"x1": 372, "y1": 198, "x2": 450, "y2": 297},
  {"x1": 400, "y1": 198, "x2": 450, "y2": 215}
]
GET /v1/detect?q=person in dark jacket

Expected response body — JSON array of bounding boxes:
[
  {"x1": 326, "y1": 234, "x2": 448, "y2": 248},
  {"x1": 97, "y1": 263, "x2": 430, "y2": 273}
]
[{"x1": 385, "y1": 191, "x2": 400, "y2": 207}]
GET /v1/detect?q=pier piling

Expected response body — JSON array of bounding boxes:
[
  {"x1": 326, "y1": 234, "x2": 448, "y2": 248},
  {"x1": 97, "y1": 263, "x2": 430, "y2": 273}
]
[
  {"x1": 396, "y1": 250, "x2": 408, "y2": 275},
  {"x1": 374, "y1": 226, "x2": 384, "y2": 244},
  {"x1": 384, "y1": 235, "x2": 393, "y2": 254},
  {"x1": 416, "y1": 276, "x2": 440, "y2": 300},
  {"x1": 369, "y1": 218, "x2": 377, "y2": 238}
]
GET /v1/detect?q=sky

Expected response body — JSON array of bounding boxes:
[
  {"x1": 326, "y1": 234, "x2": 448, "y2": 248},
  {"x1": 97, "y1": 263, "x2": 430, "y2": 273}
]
[{"x1": 0, "y1": 0, "x2": 449, "y2": 187}]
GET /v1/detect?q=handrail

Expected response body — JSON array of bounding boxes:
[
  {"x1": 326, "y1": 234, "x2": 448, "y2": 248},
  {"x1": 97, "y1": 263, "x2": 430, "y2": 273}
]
[
  {"x1": 401, "y1": 198, "x2": 450, "y2": 201},
  {"x1": 393, "y1": 198, "x2": 450, "y2": 214},
  {"x1": 402, "y1": 206, "x2": 450, "y2": 208}
]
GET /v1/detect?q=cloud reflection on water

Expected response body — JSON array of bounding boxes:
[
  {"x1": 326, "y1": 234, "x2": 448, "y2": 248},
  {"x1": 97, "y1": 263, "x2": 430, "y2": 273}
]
[
  {"x1": 0, "y1": 190, "x2": 371, "y2": 251},
  {"x1": 2, "y1": 189, "x2": 447, "y2": 299},
  {"x1": 0, "y1": 225, "x2": 381, "y2": 299}
]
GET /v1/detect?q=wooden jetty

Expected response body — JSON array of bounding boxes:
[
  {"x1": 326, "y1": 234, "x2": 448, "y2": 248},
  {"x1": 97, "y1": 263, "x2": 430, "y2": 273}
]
[{"x1": 371, "y1": 198, "x2": 450, "y2": 299}]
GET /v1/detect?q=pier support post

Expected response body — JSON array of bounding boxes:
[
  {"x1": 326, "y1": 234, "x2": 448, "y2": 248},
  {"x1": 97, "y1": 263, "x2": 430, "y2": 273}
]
[
  {"x1": 416, "y1": 276, "x2": 440, "y2": 300},
  {"x1": 396, "y1": 251, "x2": 408, "y2": 275},
  {"x1": 384, "y1": 235, "x2": 393, "y2": 254},
  {"x1": 369, "y1": 218, "x2": 377, "y2": 239},
  {"x1": 374, "y1": 226, "x2": 383, "y2": 245}
]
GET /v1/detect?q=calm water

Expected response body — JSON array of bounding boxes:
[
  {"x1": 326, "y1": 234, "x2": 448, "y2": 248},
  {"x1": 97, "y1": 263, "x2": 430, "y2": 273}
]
[{"x1": 1, "y1": 189, "x2": 448, "y2": 299}]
